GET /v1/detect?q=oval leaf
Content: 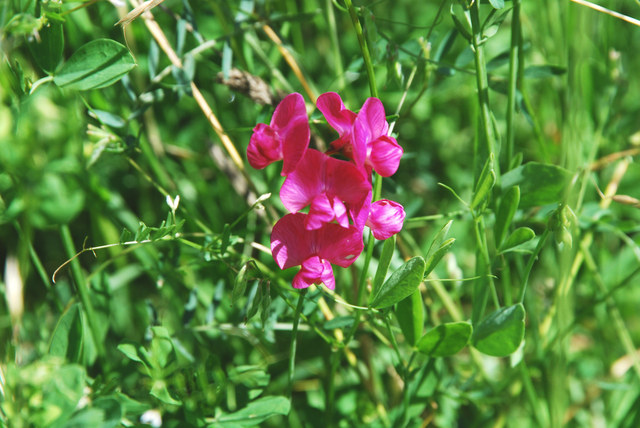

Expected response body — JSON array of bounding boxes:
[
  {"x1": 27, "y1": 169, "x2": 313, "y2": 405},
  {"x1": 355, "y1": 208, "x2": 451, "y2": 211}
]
[
  {"x1": 28, "y1": 15, "x2": 64, "y2": 73},
  {"x1": 472, "y1": 303, "x2": 525, "y2": 357},
  {"x1": 395, "y1": 289, "x2": 424, "y2": 346},
  {"x1": 54, "y1": 39, "x2": 136, "y2": 90},
  {"x1": 48, "y1": 302, "x2": 84, "y2": 362},
  {"x1": 417, "y1": 322, "x2": 472, "y2": 357},
  {"x1": 370, "y1": 256, "x2": 426, "y2": 309},
  {"x1": 499, "y1": 227, "x2": 535, "y2": 253},
  {"x1": 213, "y1": 396, "x2": 291, "y2": 426}
]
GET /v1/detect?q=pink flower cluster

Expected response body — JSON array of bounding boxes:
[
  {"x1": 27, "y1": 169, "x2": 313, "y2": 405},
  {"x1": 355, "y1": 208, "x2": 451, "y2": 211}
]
[{"x1": 247, "y1": 92, "x2": 406, "y2": 289}]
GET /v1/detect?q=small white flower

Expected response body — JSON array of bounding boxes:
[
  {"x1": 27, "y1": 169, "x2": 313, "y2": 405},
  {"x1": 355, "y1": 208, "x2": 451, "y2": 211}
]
[
  {"x1": 140, "y1": 409, "x2": 162, "y2": 427},
  {"x1": 166, "y1": 194, "x2": 180, "y2": 212}
]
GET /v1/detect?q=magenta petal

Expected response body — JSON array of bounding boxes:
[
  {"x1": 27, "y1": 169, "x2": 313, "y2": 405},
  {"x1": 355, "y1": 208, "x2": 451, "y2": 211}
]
[
  {"x1": 306, "y1": 194, "x2": 338, "y2": 230},
  {"x1": 271, "y1": 213, "x2": 312, "y2": 269},
  {"x1": 351, "y1": 115, "x2": 371, "y2": 170},
  {"x1": 350, "y1": 190, "x2": 372, "y2": 231},
  {"x1": 281, "y1": 118, "x2": 310, "y2": 176},
  {"x1": 271, "y1": 93, "x2": 307, "y2": 130},
  {"x1": 369, "y1": 136, "x2": 403, "y2": 177},
  {"x1": 292, "y1": 256, "x2": 335, "y2": 289},
  {"x1": 317, "y1": 92, "x2": 357, "y2": 136},
  {"x1": 317, "y1": 224, "x2": 364, "y2": 268},
  {"x1": 247, "y1": 123, "x2": 282, "y2": 169},
  {"x1": 325, "y1": 155, "x2": 371, "y2": 203},
  {"x1": 366, "y1": 199, "x2": 406, "y2": 240},
  {"x1": 280, "y1": 149, "x2": 324, "y2": 213},
  {"x1": 359, "y1": 97, "x2": 388, "y2": 139}
]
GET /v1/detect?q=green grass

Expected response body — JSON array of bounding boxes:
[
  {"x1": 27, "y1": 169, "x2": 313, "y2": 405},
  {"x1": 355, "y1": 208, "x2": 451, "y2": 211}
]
[{"x1": 2, "y1": 0, "x2": 640, "y2": 426}]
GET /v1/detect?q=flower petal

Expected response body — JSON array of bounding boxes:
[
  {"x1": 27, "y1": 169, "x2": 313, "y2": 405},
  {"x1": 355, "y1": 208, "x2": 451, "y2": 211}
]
[
  {"x1": 366, "y1": 199, "x2": 406, "y2": 240},
  {"x1": 270, "y1": 213, "x2": 312, "y2": 269},
  {"x1": 280, "y1": 149, "x2": 325, "y2": 213},
  {"x1": 247, "y1": 123, "x2": 281, "y2": 169},
  {"x1": 292, "y1": 256, "x2": 335, "y2": 289},
  {"x1": 369, "y1": 135, "x2": 403, "y2": 177},
  {"x1": 359, "y1": 97, "x2": 388, "y2": 139},
  {"x1": 317, "y1": 224, "x2": 364, "y2": 268},
  {"x1": 316, "y1": 92, "x2": 356, "y2": 137},
  {"x1": 271, "y1": 92, "x2": 307, "y2": 130},
  {"x1": 281, "y1": 118, "x2": 310, "y2": 176}
]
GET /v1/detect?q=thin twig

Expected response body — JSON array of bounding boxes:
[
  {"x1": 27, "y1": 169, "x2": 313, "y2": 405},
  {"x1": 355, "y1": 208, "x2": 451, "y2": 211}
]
[{"x1": 571, "y1": 0, "x2": 640, "y2": 27}]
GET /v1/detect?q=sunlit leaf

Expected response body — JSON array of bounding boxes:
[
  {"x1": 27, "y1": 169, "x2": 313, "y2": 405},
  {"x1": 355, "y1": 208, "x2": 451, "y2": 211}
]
[
  {"x1": 472, "y1": 303, "x2": 525, "y2": 357},
  {"x1": 54, "y1": 39, "x2": 136, "y2": 90},
  {"x1": 416, "y1": 322, "x2": 472, "y2": 357},
  {"x1": 370, "y1": 257, "x2": 426, "y2": 309}
]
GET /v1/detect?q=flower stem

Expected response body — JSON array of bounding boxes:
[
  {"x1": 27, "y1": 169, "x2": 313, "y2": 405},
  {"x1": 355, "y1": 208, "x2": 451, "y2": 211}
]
[
  {"x1": 288, "y1": 289, "x2": 307, "y2": 398},
  {"x1": 60, "y1": 225, "x2": 105, "y2": 359},
  {"x1": 343, "y1": 0, "x2": 378, "y2": 98}
]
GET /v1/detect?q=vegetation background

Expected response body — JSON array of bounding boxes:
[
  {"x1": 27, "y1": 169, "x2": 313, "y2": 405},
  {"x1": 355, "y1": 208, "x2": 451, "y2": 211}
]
[{"x1": 1, "y1": 0, "x2": 640, "y2": 426}]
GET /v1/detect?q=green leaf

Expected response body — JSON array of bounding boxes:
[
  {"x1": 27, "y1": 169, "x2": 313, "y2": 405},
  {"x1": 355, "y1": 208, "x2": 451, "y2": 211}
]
[
  {"x1": 232, "y1": 262, "x2": 250, "y2": 306},
  {"x1": 471, "y1": 154, "x2": 496, "y2": 211},
  {"x1": 372, "y1": 235, "x2": 395, "y2": 298},
  {"x1": 494, "y1": 186, "x2": 520, "y2": 247},
  {"x1": 416, "y1": 322, "x2": 472, "y2": 357},
  {"x1": 212, "y1": 396, "x2": 290, "y2": 426},
  {"x1": 425, "y1": 220, "x2": 453, "y2": 262},
  {"x1": 488, "y1": 0, "x2": 505, "y2": 9},
  {"x1": 472, "y1": 303, "x2": 525, "y2": 357},
  {"x1": 450, "y1": 3, "x2": 472, "y2": 41},
  {"x1": 501, "y1": 162, "x2": 572, "y2": 208},
  {"x1": 228, "y1": 365, "x2": 270, "y2": 389},
  {"x1": 117, "y1": 343, "x2": 144, "y2": 364},
  {"x1": 151, "y1": 380, "x2": 182, "y2": 405},
  {"x1": 524, "y1": 65, "x2": 566, "y2": 79},
  {"x1": 423, "y1": 221, "x2": 455, "y2": 278},
  {"x1": 424, "y1": 238, "x2": 455, "y2": 278},
  {"x1": 499, "y1": 227, "x2": 535, "y2": 253},
  {"x1": 54, "y1": 39, "x2": 136, "y2": 90},
  {"x1": 370, "y1": 257, "x2": 426, "y2": 309},
  {"x1": 323, "y1": 316, "x2": 355, "y2": 330},
  {"x1": 48, "y1": 303, "x2": 84, "y2": 363},
  {"x1": 28, "y1": 8, "x2": 64, "y2": 73},
  {"x1": 395, "y1": 289, "x2": 424, "y2": 346}
]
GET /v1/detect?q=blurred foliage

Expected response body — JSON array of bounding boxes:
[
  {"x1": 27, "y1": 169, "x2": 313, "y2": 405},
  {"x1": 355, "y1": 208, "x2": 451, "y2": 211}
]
[{"x1": 1, "y1": 0, "x2": 640, "y2": 427}]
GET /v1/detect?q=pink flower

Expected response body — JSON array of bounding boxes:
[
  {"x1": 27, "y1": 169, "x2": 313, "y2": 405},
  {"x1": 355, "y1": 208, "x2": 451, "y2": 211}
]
[
  {"x1": 271, "y1": 213, "x2": 364, "y2": 289},
  {"x1": 280, "y1": 149, "x2": 372, "y2": 230},
  {"x1": 366, "y1": 199, "x2": 406, "y2": 240},
  {"x1": 352, "y1": 98, "x2": 403, "y2": 177},
  {"x1": 247, "y1": 93, "x2": 309, "y2": 175},
  {"x1": 316, "y1": 92, "x2": 357, "y2": 151},
  {"x1": 317, "y1": 93, "x2": 403, "y2": 177}
]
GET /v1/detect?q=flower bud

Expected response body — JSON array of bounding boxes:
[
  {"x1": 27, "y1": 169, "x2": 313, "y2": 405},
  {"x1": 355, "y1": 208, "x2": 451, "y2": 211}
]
[{"x1": 366, "y1": 199, "x2": 405, "y2": 240}]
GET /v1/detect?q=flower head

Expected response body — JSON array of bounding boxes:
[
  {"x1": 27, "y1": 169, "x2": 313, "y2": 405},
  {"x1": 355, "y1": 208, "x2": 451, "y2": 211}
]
[
  {"x1": 271, "y1": 213, "x2": 364, "y2": 289},
  {"x1": 366, "y1": 199, "x2": 406, "y2": 240},
  {"x1": 247, "y1": 93, "x2": 309, "y2": 175},
  {"x1": 280, "y1": 149, "x2": 372, "y2": 230},
  {"x1": 317, "y1": 93, "x2": 403, "y2": 177}
]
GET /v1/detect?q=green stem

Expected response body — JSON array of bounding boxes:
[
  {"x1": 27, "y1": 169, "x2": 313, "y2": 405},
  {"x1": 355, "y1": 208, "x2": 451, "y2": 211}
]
[
  {"x1": 60, "y1": 225, "x2": 105, "y2": 359},
  {"x1": 327, "y1": 0, "x2": 346, "y2": 90},
  {"x1": 470, "y1": 0, "x2": 499, "y2": 178},
  {"x1": 288, "y1": 289, "x2": 307, "y2": 397},
  {"x1": 343, "y1": 0, "x2": 378, "y2": 98},
  {"x1": 473, "y1": 216, "x2": 499, "y2": 315},
  {"x1": 519, "y1": 229, "x2": 550, "y2": 303},
  {"x1": 505, "y1": 0, "x2": 521, "y2": 169}
]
